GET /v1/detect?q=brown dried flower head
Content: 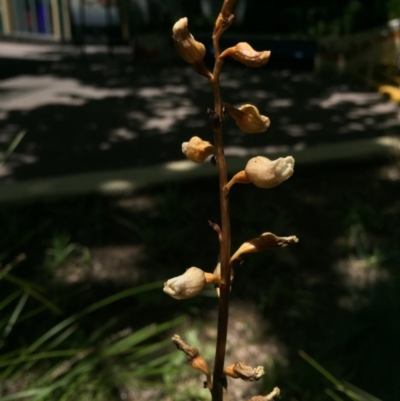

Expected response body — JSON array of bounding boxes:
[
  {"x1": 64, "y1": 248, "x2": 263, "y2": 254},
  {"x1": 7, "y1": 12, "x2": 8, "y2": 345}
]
[
  {"x1": 171, "y1": 334, "x2": 212, "y2": 389},
  {"x1": 224, "y1": 361, "x2": 265, "y2": 382},
  {"x1": 182, "y1": 136, "x2": 216, "y2": 163},
  {"x1": 220, "y1": 42, "x2": 271, "y2": 67},
  {"x1": 246, "y1": 387, "x2": 281, "y2": 401},
  {"x1": 163, "y1": 267, "x2": 207, "y2": 300},
  {"x1": 224, "y1": 103, "x2": 270, "y2": 134},
  {"x1": 172, "y1": 18, "x2": 211, "y2": 78},
  {"x1": 231, "y1": 232, "x2": 299, "y2": 262}
]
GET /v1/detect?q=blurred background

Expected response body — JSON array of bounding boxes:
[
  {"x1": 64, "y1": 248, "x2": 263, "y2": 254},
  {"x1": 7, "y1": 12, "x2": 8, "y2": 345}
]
[{"x1": 0, "y1": 1, "x2": 400, "y2": 401}]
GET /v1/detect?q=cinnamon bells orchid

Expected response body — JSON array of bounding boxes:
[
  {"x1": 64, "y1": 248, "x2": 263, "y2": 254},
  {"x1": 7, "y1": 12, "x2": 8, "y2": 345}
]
[
  {"x1": 163, "y1": 267, "x2": 206, "y2": 300},
  {"x1": 230, "y1": 232, "x2": 299, "y2": 263},
  {"x1": 224, "y1": 103, "x2": 270, "y2": 134},
  {"x1": 182, "y1": 136, "x2": 216, "y2": 163},
  {"x1": 224, "y1": 361, "x2": 265, "y2": 381},
  {"x1": 163, "y1": 267, "x2": 219, "y2": 300},
  {"x1": 225, "y1": 156, "x2": 294, "y2": 193},
  {"x1": 172, "y1": 18, "x2": 212, "y2": 79},
  {"x1": 220, "y1": 42, "x2": 271, "y2": 67}
]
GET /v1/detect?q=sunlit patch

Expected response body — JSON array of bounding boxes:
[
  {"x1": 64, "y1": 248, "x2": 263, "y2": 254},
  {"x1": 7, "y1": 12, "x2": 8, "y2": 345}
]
[
  {"x1": 335, "y1": 258, "x2": 390, "y2": 311},
  {"x1": 165, "y1": 160, "x2": 198, "y2": 171},
  {"x1": 99, "y1": 179, "x2": 135, "y2": 193}
]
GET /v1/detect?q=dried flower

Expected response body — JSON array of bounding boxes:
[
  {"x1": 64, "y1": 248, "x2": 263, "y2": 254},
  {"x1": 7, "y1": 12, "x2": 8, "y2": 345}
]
[
  {"x1": 172, "y1": 18, "x2": 211, "y2": 79},
  {"x1": 224, "y1": 103, "x2": 270, "y2": 134},
  {"x1": 220, "y1": 42, "x2": 271, "y2": 67},
  {"x1": 224, "y1": 156, "x2": 294, "y2": 193},
  {"x1": 231, "y1": 232, "x2": 299, "y2": 263},
  {"x1": 182, "y1": 136, "x2": 216, "y2": 163},
  {"x1": 172, "y1": 334, "x2": 212, "y2": 389},
  {"x1": 163, "y1": 267, "x2": 207, "y2": 299},
  {"x1": 246, "y1": 387, "x2": 281, "y2": 401},
  {"x1": 224, "y1": 361, "x2": 265, "y2": 381}
]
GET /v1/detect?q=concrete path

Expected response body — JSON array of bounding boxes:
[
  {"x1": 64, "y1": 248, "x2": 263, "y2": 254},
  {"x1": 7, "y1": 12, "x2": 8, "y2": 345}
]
[{"x1": 0, "y1": 42, "x2": 399, "y2": 202}]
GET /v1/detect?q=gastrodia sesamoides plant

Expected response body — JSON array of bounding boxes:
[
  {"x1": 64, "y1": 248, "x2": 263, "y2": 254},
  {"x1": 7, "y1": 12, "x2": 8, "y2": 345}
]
[{"x1": 163, "y1": 1, "x2": 298, "y2": 400}]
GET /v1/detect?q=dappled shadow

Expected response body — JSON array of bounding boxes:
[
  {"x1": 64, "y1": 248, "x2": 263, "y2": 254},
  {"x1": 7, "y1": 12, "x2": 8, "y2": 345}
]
[
  {"x1": 1, "y1": 49, "x2": 399, "y2": 182},
  {"x1": 1, "y1": 160, "x2": 400, "y2": 399}
]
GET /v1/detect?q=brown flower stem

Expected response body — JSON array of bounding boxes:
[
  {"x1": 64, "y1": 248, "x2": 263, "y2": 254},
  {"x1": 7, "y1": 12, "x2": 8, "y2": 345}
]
[{"x1": 210, "y1": 2, "x2": 236, "y2": 397}]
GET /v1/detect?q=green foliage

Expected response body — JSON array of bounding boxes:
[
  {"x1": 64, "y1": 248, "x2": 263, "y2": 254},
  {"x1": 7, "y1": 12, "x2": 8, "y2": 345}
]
[
  {"x1": 299, "y1": 351, "x2": 383, "y2": 401},
  {"x1": 0, "y1": 281, "x2": 181, "y2": 401}
]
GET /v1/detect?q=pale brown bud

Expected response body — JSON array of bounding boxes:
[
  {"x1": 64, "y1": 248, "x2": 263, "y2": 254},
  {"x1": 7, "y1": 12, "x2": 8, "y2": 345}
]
[
  {"x1": 220, "y1": 42, "x2": 271, "y2": 67},
  {"x1": 224, "y1": 361, "x2": 265, "y2": 382},
  {"x1": 246, "y1": 387, "x2": 281, "y2": 401},
  {"x1": 224, "y1": 156, "x2": 294, "y2": 193},
  {"x1": 171, "y1": 335, "x2": 212, "y2": 389},
  {"x1": 163, "y1": 267, "x2": 206, "y2": 299},
  {"x1": 213, "y1": 262, "x2": 234, "y2": 297},
  {"x1": 231, "y1": 232, "x2": 299, "y2": 263},
  {"x1": 171, "y1": 334, "x2": 199, "y2": 359},
  {"x1": 172, "y1": 18, "x2": 211, "y2": 79},
  {"x1": 191, "y1": 355, "x2": 212, "y2": 389},
  {"x1": 224, "y1": 103, "x2": 270, "y2": 134},
  {"x1": 223, "y1": 364, "x2": 240, "y2": 378},
  {"x1": 204, "y1": 272, "x2": 220, "y2": 285},
  {"x1": 245, "y1": 156, "x2": 294, "y2": 189},
  {"x1": 181, "y1": 136, "x2": 216, "y2": 163}
]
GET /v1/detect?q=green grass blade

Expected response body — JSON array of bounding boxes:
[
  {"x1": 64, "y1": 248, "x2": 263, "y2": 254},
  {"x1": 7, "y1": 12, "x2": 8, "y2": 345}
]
[
  {"x1": 2, "y1": 274, "x2": 62, "y2": 315},
  {"x1": 127, "y1": 338, "x2": 172, "y2": 361},
  {"x1": 0, "y1": 349, "x2": 84, "y2": 368},
  {"x1": 46, "y1": 324, "x2": 79, "y2": 350},
  {"x1": 103, "y1": 317, "x2": 183, "y2": 357},
  {"x1": 87, "y1": 317, "x2": 118, "y2": 344},
  {"x1": 326, "y1": 388, "x2": 346, "y2": 401},
  {"x1": 0, "y1": 131, "x2": 26, "y2": 168},
  {"x1": 342, "y1": 382, "x2": 383, "y2": 401},
  {"x1": 2, "y1": 292, "x2": 29, "y2": 339},
  {"x1": 82, "y1": 281, "x2": 162, "y2": 315},
  {"x1": 16, "y1": 305, "x2": 48, "y2": 324},
  {"x1": 0, "y1": 290, "x2": 23, "y2": 311},
  {"x1": 24, "y1": 282, "x2": 162, "y2": 356},
  {"x1": 299, "y1": 350, "x2": 343, "y2": 388}
]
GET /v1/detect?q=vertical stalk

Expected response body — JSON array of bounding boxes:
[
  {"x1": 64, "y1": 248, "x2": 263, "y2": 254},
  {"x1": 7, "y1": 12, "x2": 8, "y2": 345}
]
[{"x1": 210, "y1": 45, "x2": 231, "y2": 401}]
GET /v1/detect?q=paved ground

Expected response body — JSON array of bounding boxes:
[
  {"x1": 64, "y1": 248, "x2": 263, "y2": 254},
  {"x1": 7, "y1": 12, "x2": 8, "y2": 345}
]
[{"x1": 0, "y1": 42, "x2": 399, "y2": 199}]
